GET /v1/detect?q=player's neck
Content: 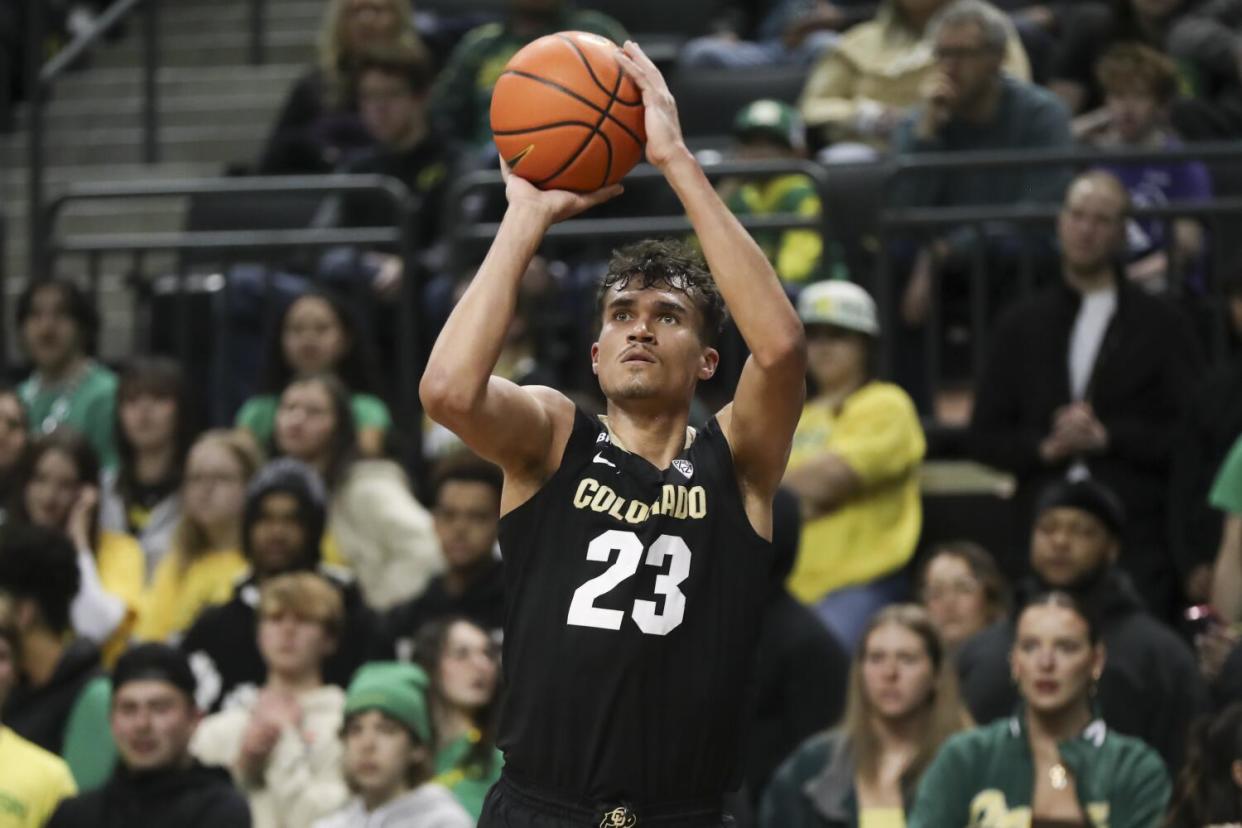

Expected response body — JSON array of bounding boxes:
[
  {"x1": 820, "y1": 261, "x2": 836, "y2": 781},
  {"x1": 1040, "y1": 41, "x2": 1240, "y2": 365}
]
[{"x1": 602, "y1": 404, "x2": 691, "y2": 469}]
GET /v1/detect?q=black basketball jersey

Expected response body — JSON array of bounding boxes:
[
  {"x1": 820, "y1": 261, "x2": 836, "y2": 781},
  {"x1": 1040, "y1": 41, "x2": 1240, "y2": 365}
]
[{"x1": 496, "y1": 408, "x2": 773, "y2": 806}]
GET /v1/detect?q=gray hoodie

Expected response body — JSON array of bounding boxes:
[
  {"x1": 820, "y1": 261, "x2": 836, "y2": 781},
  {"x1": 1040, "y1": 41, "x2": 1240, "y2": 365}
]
[{"x1": 311, "y1": 784, "x2": 472, "y2": 828}]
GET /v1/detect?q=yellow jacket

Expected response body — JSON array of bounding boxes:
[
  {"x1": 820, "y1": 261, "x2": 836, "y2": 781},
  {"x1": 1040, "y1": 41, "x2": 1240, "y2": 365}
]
[
  {"x1": 137, "y1": 547, "x2": 249, "y2": 642},
  {"x1": 96, "y1": 530, "x2": 145, "y2": 665}
]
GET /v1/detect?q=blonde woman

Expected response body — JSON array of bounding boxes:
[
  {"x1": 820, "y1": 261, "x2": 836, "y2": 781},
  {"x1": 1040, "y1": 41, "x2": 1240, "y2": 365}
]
[
  {"x1": 257, "y1": 0, "x2": 428, "y2": 174},
  {"x1": 761, "y1": 604, "x2": 970, "y2": 828},
  {"x1": 137, "y1": 430, "x2": 263, "y2": 642}
]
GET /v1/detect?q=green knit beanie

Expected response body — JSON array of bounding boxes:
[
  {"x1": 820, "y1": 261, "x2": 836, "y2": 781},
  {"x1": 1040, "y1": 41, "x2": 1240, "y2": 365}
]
[{"x1": 344, "y1": 662, "x2": 432, "y2": 744}]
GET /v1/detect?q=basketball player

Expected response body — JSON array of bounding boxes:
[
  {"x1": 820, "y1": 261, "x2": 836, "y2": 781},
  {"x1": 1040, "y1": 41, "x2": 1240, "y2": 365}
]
[{"x1": 420, "y1": 40, "x2": 807, "y2": 827}]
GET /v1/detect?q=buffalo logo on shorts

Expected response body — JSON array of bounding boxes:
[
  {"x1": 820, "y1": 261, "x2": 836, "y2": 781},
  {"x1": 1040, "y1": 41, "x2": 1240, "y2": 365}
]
[{"x1": 599, "y1": 805, "x2": 638, "y2": 827}]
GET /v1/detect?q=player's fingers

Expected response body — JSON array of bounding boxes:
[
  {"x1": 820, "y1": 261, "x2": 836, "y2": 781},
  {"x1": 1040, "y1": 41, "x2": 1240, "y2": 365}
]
[
  {"x1": 614, "y1": 50, "x2": 649, "y2": 90},
  {"x1": 498, "y1": 156, "x2": 512, "y2": 182},
  {"x1": 623, "y1": 40, "x2": 661, "y2": 76}
]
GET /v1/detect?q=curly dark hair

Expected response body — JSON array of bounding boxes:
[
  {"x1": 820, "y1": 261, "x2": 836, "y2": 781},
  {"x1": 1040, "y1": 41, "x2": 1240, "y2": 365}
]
[
  {"x1": 596, "y1": 238, "x2": 728, "y2": 347},
  {"x1": 0, "y1": 523, "x2": 81, "y2": 634}
]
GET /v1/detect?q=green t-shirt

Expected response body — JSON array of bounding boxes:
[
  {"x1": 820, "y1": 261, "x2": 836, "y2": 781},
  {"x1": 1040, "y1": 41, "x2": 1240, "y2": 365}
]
[
  {"x1": 433, "y1": 732, "x2": 503, "y2": 821},
  {"x1": 235, "y1": 392, "x2": 392, "y2": 448},
  {"x1": 1210, "y1": 433, "x2": 1242, "y2": 514},
  {"x1": 61, "y1": 676, "x2": 116, "y2": 791},
  {"x1": 19, "y1": 361, "x2": 119, "y2": 470}
]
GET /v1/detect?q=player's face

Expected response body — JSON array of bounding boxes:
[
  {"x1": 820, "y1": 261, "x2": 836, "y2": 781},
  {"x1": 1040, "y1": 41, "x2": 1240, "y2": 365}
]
[
  {"x1": 343, "y1": 710, "x2": 424, "y2": 804},
  {"x1": 24, "y1": 448, "x2": 81, "y2": 531},
  {"x1": 359, "y1": 70, "x2": 425, "y2": 148},
  {"x1": 805, "y1": 325, "x2": 868, "y2": 394},
  {"x1": 119, "y1": 391, "x2": 178, "y2": 454},
  {"x1": 258, "y1": 609, "x2": 334, "y2": 678},
  {"x1": 438, "y1": 621, "x2": 499, "y2": 714},
  {"x1": 282, "y1": 296, "x2": 349, "y2": 377},
  {"x1": 0, "y1": 393, "x2": 27, "y2": 474},
  {"x1": 860, "y1": 623, "x2": 936, "y2": 722},
  {"x1": 111, "y1": 680, "x2": 200, "y2": 772},
  {"x1": 434, "y1": 481, "x2": 499, "y2": 572},
  {"x1": 592, "y1": 285, "x2": 718, "y2": 406},
  {"x1": 1106, "y1": 88, "x2": 1162, "y2": 145},
  {"x1": 1058, "y1": 179, "x2": 1126, "y2": 275},
  {"x1": 922, "y1": 553, "x2": 992, "y2": 650},
  {"x1": 21, "y1": 286, "x2": 83, "y2": 375},
  {"x1": 248, "y1": 492, "x2": 310, "y2": 576},
  {"x1": 183, "y1": 441, "x2": 247, "y2": 532},
  {"x1": 275, "y1": 381, "x2": 338, "y2": 465},
  {"x1": 1011, "y1": 604, "x2": 1102, "y2": 717},
  {"x1": 1030, "y1": 507, "x2": 1118, "y2": 588}
]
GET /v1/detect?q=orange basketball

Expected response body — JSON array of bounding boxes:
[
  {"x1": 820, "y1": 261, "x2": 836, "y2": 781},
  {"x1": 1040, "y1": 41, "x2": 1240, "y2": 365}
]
[{"x1": 490, "y1": 31, "x2": 646, "y2": 192}]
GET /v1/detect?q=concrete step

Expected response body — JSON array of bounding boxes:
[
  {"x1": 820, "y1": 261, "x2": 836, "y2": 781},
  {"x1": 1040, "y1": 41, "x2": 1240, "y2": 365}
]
[
  {"x1": 23, "y1": 92, "x2": 286, "y2": 132},
  {"x1": 48, "y1": 63, "x2": 305, "y2": 102},
  {"x1": 158, "y1": 1, "x2": 325, "y2": 28},
  {"x1": 95, "y1": 28, "x2": 316, "y2": 69},
  {"x1": 1, "y1": 123, "x2": 266, "y2": 167},
  {"x1": 2, "y1": 161, "x2": 222, "y2": 201}
]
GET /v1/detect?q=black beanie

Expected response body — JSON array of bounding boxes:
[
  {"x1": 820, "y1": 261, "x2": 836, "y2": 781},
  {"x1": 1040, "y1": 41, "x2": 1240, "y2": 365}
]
[
  {"x1": 1034, "y1": 478, "x2": 1125, "y2": 537},
  {"x1": 112, "y1": 643, "x2": 197, "y2": 705},
  {"x1": 241, "y1": 458, "x2": 327, "y2": 568}
]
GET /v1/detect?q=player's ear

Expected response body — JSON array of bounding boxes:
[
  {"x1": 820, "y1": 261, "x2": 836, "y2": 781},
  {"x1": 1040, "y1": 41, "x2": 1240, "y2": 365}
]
[
  {"x1": 590, "y1": 342, "x2": 601, "y2": 375},
  {"x1": 699, "y1": 347, "x2": 719, "y2": 381}
]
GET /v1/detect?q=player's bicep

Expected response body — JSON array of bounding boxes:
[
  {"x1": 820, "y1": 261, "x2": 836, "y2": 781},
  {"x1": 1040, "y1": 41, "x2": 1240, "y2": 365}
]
[{"x1": 718, "y1": 353, "x2": 806, "y2": 495}]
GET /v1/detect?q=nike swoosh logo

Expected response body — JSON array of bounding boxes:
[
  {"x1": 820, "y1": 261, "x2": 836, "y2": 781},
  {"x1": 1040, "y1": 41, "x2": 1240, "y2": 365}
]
[{"x1": 593, "y1": 452, "x2": 616, "y2": 467}]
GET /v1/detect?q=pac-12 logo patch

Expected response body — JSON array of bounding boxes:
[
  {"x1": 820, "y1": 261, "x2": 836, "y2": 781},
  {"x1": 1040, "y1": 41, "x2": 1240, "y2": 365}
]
[{"x1": 672, "y1": 459, "x2": 694, "y2": 479}]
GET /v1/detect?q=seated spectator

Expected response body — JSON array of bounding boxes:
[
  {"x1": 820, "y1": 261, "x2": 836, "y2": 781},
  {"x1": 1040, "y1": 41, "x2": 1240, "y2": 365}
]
[
  {"x1": 181, "y1": 459, "x2": 388, "y2": 713},
  {"x1": 892, "y1": 0, "x2": 1072, "y2": 335},
  {"x1": 413, "y1": 617, "x2": 502, "y2": 820},
  {"x1": 237, "y1": 289, "x2": 390, "y2": 457},
  {"x1": 971, "y1": 170, "x2": 1201, "y2": 615},
  {"x1": 312, "y1": 662, "x2": 472, "y2": 828},
  {"x1": 48, "y1": 643, "x2": 251, "y2": 828},
  {"x1": 137, "y1": 430, "x2": 263, "y2": 642},
  {"x1": 0, "y1": 382, "x2": 29, "y2": 524},
  {"x1": 0, "y1": 592, "x2": 78, "y2": 825},
  {"x1": 716, "y1": 100, "x2": 841, "y2": 286},
  {"x1": 745, "y1": 488, "x2": 850, "y2": 809},
  {"x1": 428, "y1": 0, "x2": 627, "y2": 157},
  {"x1": 9, "y1": 429, "x2": 144, "y2": 662},
  {"x1": 1202, "y1": 429, "x2": 1242, "y2": 677},
  {"x1": 956, "y1": 478, "x2": 1208, "y2": 772},
  {"x1": 257, "y1": 0, "x2": 427, "y2": 174},
  {"x1": 16, "y1": 278, "x2": 118, "y2": 470},
  {"x1": 909, "y1": 591, "x2": 1170, "y2": 826},
  {"x1": 677, "y1": 0, "x2": 851, "y2": 72},
  {"x1": 386, "y1": 454, "x2": 504, "y2": 657},
  {"x1": 799, "y1": 0, "x2": 1030, "y2": 151},
  {"x1": 0, "y1": 524, "x2": 115, "y2": 790},
  {"x1": 191, "y1": 573, "x2": 349, "y2": 828},
  {"x1": 273, "y1": 374, "x2": 441, "y2": 609},
  {"x1": 759, "y1": 604, "x2": 969, "y2": 827},
  {"x1": 782, "y1": 282, "x2": 925, "y2": 649},
  {"x1": 1166, "y1": 701, "x2": 1242, "y2": 828},
  {"x1": 100, "y1": 357, "x2": 196, "y2": 575},
  {"x1": 317, "y1": 42, "x2": 456, "y2": 307},
  {"x1": 1086, "y1": 43, "x2": 1212, "y2": 294},
  {"x1": 918, "y1": 540, "x2": 1009, "y2": 652}
]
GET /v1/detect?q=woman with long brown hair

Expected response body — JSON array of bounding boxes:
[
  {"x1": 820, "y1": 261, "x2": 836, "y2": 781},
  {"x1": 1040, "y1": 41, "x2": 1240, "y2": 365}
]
[{"x1": 761, "y1": 604, "x2": 970, "y2": 827}]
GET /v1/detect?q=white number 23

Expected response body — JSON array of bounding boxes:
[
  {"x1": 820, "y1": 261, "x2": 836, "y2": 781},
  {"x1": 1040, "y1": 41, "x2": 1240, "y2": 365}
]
[{"x1": 566, "y1": 530, "x2": 691, "y2": 636}]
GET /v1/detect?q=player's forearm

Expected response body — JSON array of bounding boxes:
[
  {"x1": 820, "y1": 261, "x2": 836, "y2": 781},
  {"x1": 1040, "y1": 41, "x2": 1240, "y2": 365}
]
[
  {"x1": 661, "y1": 148, "x2": 805, "y2": 367},
  {"x1": 420, "y1": 206, "x2": 547, "y2": 417}
]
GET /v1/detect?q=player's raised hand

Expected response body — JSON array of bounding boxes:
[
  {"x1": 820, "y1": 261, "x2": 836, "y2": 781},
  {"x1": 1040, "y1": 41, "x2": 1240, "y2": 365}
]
[
  {"x1": 616, "y1": 40, "x2": 687, "y2": 170},
  {"x1": 500, "y1": 157, "x2": 622, "y2": 226}
]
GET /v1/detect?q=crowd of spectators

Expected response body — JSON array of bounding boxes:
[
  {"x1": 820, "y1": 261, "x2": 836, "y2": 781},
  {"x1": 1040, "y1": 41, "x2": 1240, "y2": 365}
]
[{"x1": 7, "y1": 0, "x2": 1242, "y2": 824}]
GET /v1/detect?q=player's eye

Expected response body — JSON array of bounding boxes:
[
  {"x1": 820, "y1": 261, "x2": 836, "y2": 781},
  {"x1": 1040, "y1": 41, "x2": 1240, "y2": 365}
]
[
  {"x1": 614, "y1": 311, "x2": 630, "y2": 321},
  {"x1": 660, "y1": 314, "x2": 678, "y2": 325}
]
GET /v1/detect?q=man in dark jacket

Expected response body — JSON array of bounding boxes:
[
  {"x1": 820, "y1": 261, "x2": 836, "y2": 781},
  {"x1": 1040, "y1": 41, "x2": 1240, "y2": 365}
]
[
  {"x1": 970, "y1": 170, "x2": 1202, "y2": 618},
  {"x1": 180, "y1": 459, "x2": 389, "y2": 713},
  {"x1": 956, "y1": 478, "x2": 1208, "y2": 772},
  {"x1": 48, "y1": 643, "x2": 250, "y2": 828}
]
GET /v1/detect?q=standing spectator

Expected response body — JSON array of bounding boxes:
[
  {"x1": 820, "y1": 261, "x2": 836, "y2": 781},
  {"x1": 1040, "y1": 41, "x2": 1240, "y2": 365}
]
[
  {"x1": 386, "y1": 454, "x2": 504, "y2": 657},
  {"x1": 0, "y1": 382, "x2": 29, "y2": 524},
  {"x1": 918, "y1": 540, "x2": 1010, "y2": 652},
  {"x1": 257, "y1": 0, "x2": 426, "y2": 174},
  {"x1": 909, "y1": 591, "x2": 1170, "y2": 827},
  {"x1": 10, "y1": 430, "x2": 145, "y2": 663},
  {"x1": 16, "y1": 278, "x2": 118, "y2": 470},
  {"x1": 428, "y1": 0, "x2": 627, "y2": 157},
  {"x1": 799, "y1": 0, "x2": 1031, "y2": 150},
  {"x1": 273, "y1": 374, "x2": 441, "y2": 609},
  {"x1": 237, "y1": 289, "x2": 391, "y2": 458},
  {"x1": 0, "y1": 592, "x2": 78, "y2": 826},
  {"x1": 956, "y1": 478, "x2": 1208, "y2": 772},
  {"x1": 0, "y1": 524, "x2": 115, "y2": 790},
  {"x1": 759, "y1": 604, "x2": 969, "y2": 827},
  {"x1": 100, "y1": 358, "x2": 196, "y2": 575},
  {"x1": 745, "y1": 487, "x2": 850, "y2": 809},
  {"x1": 47, "y1": 643, "x2": 251, "y2": 828},
  {"x1": 970, "y1": 170, "x2": 1202, "y2": 614},
  {"x1": 312, "y1": 662, "x2": 472, "y2": 828},
  {"x1": 137, "y1": 430, "x2": 264, "y2": 642},
  {"x1": 1087, "y1": 43, "x2": 1212, "y2": 294},
  {"x1": 782, "y1": 281, "x2": 925, "y2": 649},
  {"x1": 413, "y1": 617, "x2": 502, "y2": 820},
  {"x1": 180, "y1": 459, "x2": 388, "y2": 713},
  {"x1": 190, "y1": 573, "x2": 349, "y2": 828},
  {"x1": 1166, "y1": 701, "x2": 1242, "y2": 828}
]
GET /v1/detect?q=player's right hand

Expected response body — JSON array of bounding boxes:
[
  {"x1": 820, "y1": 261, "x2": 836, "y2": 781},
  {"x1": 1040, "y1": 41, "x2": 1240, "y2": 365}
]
[{"x1": 500, "y1": 157, "x2": 623, "y2": 226}]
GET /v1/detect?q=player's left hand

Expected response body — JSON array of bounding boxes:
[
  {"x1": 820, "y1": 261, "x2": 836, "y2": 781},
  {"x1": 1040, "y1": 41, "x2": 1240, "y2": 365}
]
[{"x1": 616, "y1": 41, "x2": 687, "y2": 170}]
